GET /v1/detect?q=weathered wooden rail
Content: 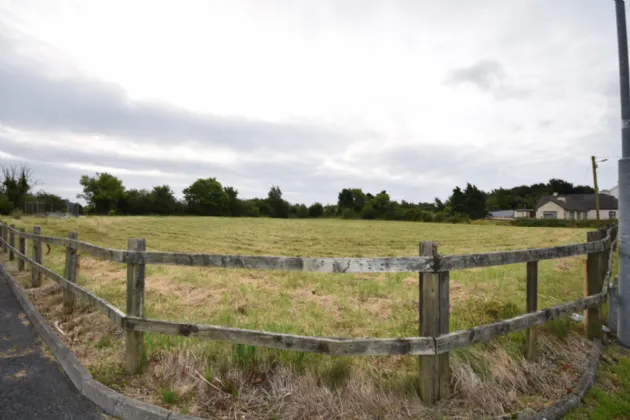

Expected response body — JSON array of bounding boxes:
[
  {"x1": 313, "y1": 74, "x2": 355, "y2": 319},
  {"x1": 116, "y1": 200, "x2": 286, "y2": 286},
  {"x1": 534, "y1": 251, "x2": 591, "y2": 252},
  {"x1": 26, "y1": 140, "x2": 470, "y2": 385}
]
[{"x1": 0, "y1": 221, "x2": 618, "y2": 405}]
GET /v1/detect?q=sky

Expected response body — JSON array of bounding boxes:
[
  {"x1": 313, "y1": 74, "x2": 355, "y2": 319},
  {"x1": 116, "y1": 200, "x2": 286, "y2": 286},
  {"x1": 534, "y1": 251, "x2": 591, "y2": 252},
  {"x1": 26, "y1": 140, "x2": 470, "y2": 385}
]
[{"x1": 0, "y1": 0, "x2": 625, "y2": 205}]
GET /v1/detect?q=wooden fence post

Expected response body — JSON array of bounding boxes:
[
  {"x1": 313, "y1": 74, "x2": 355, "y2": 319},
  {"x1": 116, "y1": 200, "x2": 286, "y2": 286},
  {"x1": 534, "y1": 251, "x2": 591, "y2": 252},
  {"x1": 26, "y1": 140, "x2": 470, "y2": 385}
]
[
  {"x1": 418, "y1": 241, "x2": 450, "y2": 404},
  {"x1": 8, "y1": 224, "x2": 15, "y2": 261},
  {"x1": 32, "y1": 226, "x2": 42, "y2": 287},
  {"x1": 126, "y1": 238, "x2": 146, "y2": 374},
  {"x1": 18, "y1": 228, "x2": 25, "y2": 271},
  {"x1": 1, "y1": 223, "x2": 6, "y2": 253},
  {"x1": 63, "y1": 232, "x2": 78, "y2": 313},
  {"x1": 585, "y1": 230, "x2": 604, "y2": 340},
  {"x1": 525, "y1": 261, "x2": 538, "y2": 360}
]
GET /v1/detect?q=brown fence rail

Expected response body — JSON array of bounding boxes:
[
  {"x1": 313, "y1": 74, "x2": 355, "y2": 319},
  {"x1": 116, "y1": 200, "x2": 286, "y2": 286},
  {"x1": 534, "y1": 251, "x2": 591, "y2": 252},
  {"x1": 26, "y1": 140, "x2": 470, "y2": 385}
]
[{"x1": 0, "y1": 221, "x2": 618, "y2": 405}]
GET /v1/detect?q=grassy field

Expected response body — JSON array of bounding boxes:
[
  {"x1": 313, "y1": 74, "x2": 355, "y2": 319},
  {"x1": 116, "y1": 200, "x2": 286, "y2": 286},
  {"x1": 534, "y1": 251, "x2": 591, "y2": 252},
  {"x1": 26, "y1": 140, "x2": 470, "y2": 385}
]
[{"x1": 1, "y1": 216, "x2": 603, "y2": 419}]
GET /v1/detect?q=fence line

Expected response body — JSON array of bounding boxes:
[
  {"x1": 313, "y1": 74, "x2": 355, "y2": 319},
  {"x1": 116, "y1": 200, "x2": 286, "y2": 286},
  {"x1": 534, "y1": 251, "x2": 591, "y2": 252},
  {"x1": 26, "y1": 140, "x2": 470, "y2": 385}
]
[
  {"x1": 6, "y1": 225, "x2": 612, "y2": 273},
  {"x1": 0, "y1": 221, "x2": 618, "y2": 405}
]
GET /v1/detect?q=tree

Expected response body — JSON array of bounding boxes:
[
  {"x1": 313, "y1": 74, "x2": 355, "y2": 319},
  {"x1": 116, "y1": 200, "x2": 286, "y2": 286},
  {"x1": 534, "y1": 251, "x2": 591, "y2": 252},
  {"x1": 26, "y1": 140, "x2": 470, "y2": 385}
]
[
  {"x1": 446, "y1": 186, "x2": 467, "y2": 215},
  {"x1": 308, "y1": 202, "x2": 324, "y2": 218},
  {"x1": 296, "y1": 204, "x2": 309, "y2": 218},
  {"x1": 463, "y1": 183, "x2": 487, "y2": 219},
  {"x1": 120, "y1": 189, "x2": 152, "y2": 215},
  {"x1": 183, "y1": 177, "x2": 228, "y2": 216},
  {"x1": 434, "y1": 198, "x2": 446, "y2": 212},
  {"x1": 223, "y1": 186, "x2": 242, "y2": 217},
  {"x1": 26, "y1": 190, "x2": 67, "y2": 213},
  {"x1": 1, "y1": 165, "x2": 36, "y2": 211},
  {"x1": 267, "y1": 186, "x2": 290, "y2": 218},
  {"x1": 78, "y1": 172, "x2": 125, "y2": 214},
  {"x1": 337, "y1": 188, "x2": 367, "y2": 213},
  {"x1": 151, "y1": 185, "x2": 178, "y2": 215}
]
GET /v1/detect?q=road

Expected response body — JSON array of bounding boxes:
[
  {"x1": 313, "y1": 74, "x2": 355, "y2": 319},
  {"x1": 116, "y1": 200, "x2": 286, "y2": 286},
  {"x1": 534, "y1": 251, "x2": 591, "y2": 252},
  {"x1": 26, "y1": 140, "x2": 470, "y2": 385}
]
[{"x1": 0, "y1": 269, "x2": 107, "y2": 420}]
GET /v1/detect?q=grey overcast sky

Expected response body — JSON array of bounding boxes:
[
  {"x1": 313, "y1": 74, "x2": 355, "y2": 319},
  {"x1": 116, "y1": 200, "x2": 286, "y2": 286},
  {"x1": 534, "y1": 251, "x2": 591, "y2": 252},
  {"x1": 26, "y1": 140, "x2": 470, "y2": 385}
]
[{"x1": 0, "y1": 0, "x2": 625, "y2": 204}]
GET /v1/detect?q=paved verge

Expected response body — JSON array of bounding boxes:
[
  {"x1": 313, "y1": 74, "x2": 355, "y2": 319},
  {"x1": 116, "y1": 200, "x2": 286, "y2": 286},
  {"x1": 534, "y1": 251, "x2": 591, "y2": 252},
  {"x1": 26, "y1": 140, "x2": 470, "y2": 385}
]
[{"x1": 0, "y1": 272, "x2": 106, "y2": 420}]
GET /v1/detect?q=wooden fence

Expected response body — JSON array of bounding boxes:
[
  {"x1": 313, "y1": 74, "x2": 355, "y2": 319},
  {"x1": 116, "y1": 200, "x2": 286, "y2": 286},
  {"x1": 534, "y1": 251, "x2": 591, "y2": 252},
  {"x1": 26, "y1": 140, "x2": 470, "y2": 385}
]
[{"x1": 0, "y1": 221, "x2": 618, "y2": 405}]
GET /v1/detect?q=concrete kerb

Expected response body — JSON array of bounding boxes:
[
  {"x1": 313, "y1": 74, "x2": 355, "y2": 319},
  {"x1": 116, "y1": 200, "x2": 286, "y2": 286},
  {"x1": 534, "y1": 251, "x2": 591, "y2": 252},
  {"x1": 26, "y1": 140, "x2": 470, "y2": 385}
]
[
  {"x1": 0, "y1": 263, "x2": 202, "y2": 420},
  {"x1": 0, "y1": 258, "x2": 605, "y2": 420}
]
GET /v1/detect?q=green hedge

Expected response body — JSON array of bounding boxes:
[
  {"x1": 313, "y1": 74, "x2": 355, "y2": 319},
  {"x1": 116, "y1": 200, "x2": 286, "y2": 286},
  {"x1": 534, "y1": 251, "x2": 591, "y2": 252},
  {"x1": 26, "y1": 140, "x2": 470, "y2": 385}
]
[{"x1": 509, "y1": 218, "x2": 618, "y2": 229}]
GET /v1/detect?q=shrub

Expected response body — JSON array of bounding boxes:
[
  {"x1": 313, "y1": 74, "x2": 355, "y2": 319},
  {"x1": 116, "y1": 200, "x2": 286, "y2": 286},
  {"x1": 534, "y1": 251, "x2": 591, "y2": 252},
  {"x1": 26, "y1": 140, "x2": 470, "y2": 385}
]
[
  {"x1": 0, "y1": 195, "x2": 13, "y2": 215},
  {"x1": 297, "y1": 204, "x2": 309, "y2": 219},
  {"x1": 10, "y1": 209, "x2": 23, "y2": 220},
  {"x1": 510, "y1": 219, "x2": 617, "y2": 229},
  {"x1": 433, "y1": 212, "x2": 446, "y2": 223},
  {"x1": 341, "y1": 209, "x2": 359, "y2": 219},
  {"x1": 308, "y1": 202, "x2": 324, "y2": 218}
]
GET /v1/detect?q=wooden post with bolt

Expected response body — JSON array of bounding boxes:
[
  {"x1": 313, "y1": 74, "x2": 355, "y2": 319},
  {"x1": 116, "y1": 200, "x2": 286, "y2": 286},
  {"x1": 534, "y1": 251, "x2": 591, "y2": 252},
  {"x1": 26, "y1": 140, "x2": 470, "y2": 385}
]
[
  {"x1": 125, "y1": 238, "x2": 146, "y2": 374},
  {"x1": 585, "y1": 230, "x2": 605, "y2": 340},
  {"x1": 525, "y1": 261, "x2": 538, "y2": 360},
  {"x1": 18, "y1": 228, "x2": 25, "y2": 271},
  {"x1": 418, "y1": 241, "x2": 450, "y2": 404},
  {"x1": 8, "y1": 224, "x2": 15, "y2": 261},
  {"x1": 63, "y1": 232, "x2": 79, "y2": 313},
  {"x1": 31, "y1": 226, "x2": 42, "y2": 287}
]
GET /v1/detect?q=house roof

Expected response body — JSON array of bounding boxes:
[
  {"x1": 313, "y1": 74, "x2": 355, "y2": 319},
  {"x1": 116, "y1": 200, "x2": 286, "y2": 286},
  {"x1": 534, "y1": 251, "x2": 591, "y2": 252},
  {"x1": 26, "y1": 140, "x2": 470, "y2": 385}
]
[
  {"x1": 489, "y1": 210, "x2": 514, "y2": 217},
  {"x1": 536, "y1": 194, "x2": 619, "y2": 212}
]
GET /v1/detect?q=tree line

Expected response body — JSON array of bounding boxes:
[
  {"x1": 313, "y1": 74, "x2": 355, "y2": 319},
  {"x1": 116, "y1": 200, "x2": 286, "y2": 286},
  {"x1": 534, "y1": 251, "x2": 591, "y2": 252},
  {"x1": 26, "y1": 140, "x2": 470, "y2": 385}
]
[{"x1": 0, "y1": 165, "x2": 595, "y2": 222}]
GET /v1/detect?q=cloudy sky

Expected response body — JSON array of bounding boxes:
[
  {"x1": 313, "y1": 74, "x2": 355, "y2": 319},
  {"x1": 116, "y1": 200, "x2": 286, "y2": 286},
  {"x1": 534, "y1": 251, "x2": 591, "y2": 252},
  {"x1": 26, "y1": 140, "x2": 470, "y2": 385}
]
[{"x1": 0, "y1": 0, "x2": 624, "y2": 205}]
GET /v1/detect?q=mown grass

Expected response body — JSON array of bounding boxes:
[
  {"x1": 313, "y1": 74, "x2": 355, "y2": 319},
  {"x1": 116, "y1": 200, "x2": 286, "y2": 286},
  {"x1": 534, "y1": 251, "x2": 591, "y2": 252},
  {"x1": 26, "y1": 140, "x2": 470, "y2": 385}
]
[{"x1": 1, "y1": 216, "x2": 601, "y2": 418}]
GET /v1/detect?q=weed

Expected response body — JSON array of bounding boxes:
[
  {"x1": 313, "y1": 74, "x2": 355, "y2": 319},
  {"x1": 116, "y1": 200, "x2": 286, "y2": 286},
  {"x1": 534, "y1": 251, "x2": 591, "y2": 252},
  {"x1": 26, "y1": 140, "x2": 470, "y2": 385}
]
[
  {"x1": 318, "y1": 357, "x2": 353, "y2": 389},
  {"x1": 160, "y1": 388, "x2": 179, "y2": 405}
]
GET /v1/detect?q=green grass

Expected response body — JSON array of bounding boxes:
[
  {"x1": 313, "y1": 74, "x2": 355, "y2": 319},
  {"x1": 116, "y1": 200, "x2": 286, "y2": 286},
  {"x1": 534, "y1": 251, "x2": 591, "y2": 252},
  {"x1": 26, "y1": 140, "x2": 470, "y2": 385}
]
[
  {"x1": 566, "y1": 342, "x2": 630, "y2": 420},
  {"x1": 1, "y1": 215, "x2": 605, "y2": 417},
  {"x1": 5, "y1": 217, "x2": 591, "y2": 357}
]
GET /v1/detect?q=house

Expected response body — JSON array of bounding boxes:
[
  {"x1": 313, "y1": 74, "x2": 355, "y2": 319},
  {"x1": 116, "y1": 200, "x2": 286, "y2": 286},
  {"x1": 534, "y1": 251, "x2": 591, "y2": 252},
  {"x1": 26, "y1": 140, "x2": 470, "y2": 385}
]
[
  {"x1": 489, "y1": 210, "x2": 514, "y2": 219},
  {"x1": 488, "y1": 209, "x2": 535, "y2": 219},
  {"x1": 514, "y1": 209, "x2": 535, "y2": 218},
  {"x1": 535, "y1": 193, "x2": 618, "y2": 220}
]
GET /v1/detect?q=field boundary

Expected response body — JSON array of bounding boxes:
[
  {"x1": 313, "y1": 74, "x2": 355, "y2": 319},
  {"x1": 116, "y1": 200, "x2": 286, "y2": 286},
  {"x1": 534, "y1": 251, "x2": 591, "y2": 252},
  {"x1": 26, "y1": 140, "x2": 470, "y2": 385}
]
[{"x1": 0, "y1": 220, "x2": 618, "y2": 405}]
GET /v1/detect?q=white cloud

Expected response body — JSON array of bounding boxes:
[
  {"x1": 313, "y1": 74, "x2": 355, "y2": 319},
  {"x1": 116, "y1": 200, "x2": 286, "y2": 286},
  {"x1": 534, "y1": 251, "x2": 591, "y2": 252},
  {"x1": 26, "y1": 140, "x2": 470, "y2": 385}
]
[{"x1": 0, "y1": 0, "x2": 624, "y2": 204}]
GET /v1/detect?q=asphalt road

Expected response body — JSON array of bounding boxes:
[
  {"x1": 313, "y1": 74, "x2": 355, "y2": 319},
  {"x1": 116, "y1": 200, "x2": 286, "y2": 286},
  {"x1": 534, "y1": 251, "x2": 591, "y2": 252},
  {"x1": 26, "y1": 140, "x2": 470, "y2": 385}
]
[{"x1": 0, "y1": 270, "x2": 106, "y2": 420}]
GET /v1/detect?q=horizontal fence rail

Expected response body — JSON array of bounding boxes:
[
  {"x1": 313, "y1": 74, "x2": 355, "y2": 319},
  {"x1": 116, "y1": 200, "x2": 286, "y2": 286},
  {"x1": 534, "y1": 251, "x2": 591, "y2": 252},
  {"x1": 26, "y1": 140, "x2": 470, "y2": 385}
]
[
  {"x1": 0, "y1": 223, "x2": 613, "y2": 273},
  {"x1": 0, "y1": 221, "x2": 618, "y2": 405}
]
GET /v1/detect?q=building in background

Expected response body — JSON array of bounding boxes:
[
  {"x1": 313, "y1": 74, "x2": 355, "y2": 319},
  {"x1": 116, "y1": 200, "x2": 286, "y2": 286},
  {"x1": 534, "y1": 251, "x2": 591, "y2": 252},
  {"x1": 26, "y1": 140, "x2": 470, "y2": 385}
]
[{"x1": 535, "y1": 193, "x2": 618, "y2": 220}]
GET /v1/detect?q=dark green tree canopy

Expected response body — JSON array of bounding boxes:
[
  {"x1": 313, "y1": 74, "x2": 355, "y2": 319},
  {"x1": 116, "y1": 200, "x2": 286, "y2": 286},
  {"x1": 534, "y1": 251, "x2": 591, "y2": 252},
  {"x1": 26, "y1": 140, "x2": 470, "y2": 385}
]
[{"x1": 78, "y1": 172, "x2": 125, "y2": 214}]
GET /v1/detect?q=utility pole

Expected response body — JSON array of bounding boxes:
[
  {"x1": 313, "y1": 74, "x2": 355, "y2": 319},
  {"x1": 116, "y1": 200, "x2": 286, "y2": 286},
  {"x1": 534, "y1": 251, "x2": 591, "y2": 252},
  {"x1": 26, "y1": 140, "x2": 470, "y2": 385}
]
[
  {"x1": 592, "y1": 156, "x2": 601, "y2": 229},
  {"x1": 614, "y1": 0, "x2": 630, "y2": 348},
  {"x1": 592, "y1": 156, "x2": 609, "y2": 229}
]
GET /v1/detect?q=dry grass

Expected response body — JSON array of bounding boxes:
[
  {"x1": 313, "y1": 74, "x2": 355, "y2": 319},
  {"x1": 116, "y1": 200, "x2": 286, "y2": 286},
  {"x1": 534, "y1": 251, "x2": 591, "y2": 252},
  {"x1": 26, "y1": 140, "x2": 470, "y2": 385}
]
[{"x1": 1, "y1": 216, "x2": 600, "y2": 418}]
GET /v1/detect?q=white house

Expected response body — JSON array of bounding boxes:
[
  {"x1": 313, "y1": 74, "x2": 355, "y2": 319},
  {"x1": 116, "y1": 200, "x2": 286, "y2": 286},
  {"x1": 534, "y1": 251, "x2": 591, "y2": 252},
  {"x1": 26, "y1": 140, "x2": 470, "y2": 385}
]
[
  {"x1": 602, "y1": 185, "x2": 619, "y2": 200},
  {"x1": 535, "y1": 193, "x2": 619, "y2": 220}
]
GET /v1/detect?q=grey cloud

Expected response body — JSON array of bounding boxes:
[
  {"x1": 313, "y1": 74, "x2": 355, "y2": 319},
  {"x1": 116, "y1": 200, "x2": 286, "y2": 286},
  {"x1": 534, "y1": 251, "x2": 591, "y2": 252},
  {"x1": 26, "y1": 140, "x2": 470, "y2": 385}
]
[
  {"x1": 445, "y1": 59, "x2": 530, "y2": 99},
  {"x1": 0, "y1": 27, "x2": 352, "y2": 153},
  {"x1": 446, "y1": 60, "x2": 505, "y2": 91}
]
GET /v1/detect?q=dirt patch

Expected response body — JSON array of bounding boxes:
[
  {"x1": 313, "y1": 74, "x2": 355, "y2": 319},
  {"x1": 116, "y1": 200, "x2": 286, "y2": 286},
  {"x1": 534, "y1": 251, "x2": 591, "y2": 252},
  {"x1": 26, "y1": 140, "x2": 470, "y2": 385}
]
[{"x1": 289, "y1": 289, "x2": 342, "y2": 319}]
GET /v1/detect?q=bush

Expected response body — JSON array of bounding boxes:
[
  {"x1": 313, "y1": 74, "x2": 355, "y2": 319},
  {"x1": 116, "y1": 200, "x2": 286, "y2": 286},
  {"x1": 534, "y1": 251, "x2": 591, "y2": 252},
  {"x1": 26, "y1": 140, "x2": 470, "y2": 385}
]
[
  {"x1": 308, "y1": 202, "x2": 324, "y2": 218},
  {"x1": 360, "y1": 205, "x2": 378, "y2": 220},
  {"x1": 433, "y1": 212, "x2": 446, "y2": 223},
  {"x1": 10, "y1": 209, "x2": 23, "y2": 220},
  {"x1": 341, "y1": 208, "x2": 360, "y2": 219},
  {"x1": 0, "y1": 194, "x2": 13, "y2": 215},
  {"x1": 296, "y1": 204, "x2": 309, "y2": 219},
  {"x1": 509, "y1": 218, "x2": 617, "y2": 229}
]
